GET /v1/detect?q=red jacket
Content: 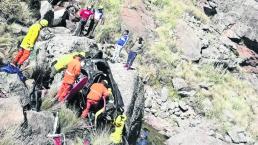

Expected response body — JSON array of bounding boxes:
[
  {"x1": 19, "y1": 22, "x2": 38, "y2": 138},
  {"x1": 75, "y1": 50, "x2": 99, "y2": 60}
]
[
  {"x1": 79, "y1": 9, "x2": 93, "y2": 20},
  {"x1": 63, "y1": 57, "x2": 81, "y2": 84}
]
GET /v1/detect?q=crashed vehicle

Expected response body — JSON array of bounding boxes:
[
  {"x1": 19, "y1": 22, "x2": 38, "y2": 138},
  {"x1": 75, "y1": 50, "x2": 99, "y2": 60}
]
[{"x1": 66, "y1": 51, "x2": 125, "y2": 126}]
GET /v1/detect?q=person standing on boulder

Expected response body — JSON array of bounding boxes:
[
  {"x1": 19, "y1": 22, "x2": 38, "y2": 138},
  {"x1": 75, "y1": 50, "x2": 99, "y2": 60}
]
[
  {"x1": 73, "y1": 6, "x2": 94, "y2": 36},
  {"x1": 56, "y1": 54, "x2": 84, "y2": 102},
  {"x1": 86, "y1": 6, "x2": 105, "y2": 38},
  {"x1": 12, "y1": 19, "x2": 49, "y2": 68},
  {"x1": 124, "y1": 37, "x2": 144, "y2": 70},
  {"x1": 111, "y1": 30, "x2": 129, "y2": 63}
]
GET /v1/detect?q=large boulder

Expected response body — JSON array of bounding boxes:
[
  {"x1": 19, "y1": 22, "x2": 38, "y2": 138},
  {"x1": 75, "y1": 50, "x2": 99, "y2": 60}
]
[
  {"x1": 0, "y1": 98, "x2": 24, "y2": 131},
  {"x1": 13, "y1": 111, "x2": 54, "y2": 145},
  {"x1": 175, "y1": 21, "x2": 202, "y2": 61},
  {"x1": 110, "y1": 63, "x2": 145, "y2": 144}
]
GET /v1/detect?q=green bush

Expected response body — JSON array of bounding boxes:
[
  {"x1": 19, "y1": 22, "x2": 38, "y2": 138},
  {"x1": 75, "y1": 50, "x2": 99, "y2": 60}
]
[{"x1": 94, "y1": 0, "x2": 122, "y2": 43}]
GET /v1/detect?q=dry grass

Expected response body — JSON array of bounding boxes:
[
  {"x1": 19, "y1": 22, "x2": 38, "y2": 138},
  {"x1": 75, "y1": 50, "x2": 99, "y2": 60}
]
[
  {"x1": 41, "y1": 83, "x2": 59, "y2": 110},
  {"x1": 0, "y1": 127, "x2": 16, "y2": 145},
  {"x1": 59, "y1": 106, "x2": 80, "y2": 133},
  {"x1": 91, "y1": 127, "x2": 112, "y2": 145},
  {"x1": 173, "y1": 62, "x2": 257, "y2": 134},
  {"x1": 0, "y1": 0, "x2": 33, "y2": 24},
  {"x1": 94, "y1": 0, "x2": 122, "y2": 43},
  {"x1": 72, "y1": 127, "x2": 112, "y2": 145}
]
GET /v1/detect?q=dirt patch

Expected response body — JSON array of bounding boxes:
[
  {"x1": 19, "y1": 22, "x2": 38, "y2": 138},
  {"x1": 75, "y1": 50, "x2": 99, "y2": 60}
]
[{"x1": 121, "y1": 1, "x2": 156, "y2": 39}]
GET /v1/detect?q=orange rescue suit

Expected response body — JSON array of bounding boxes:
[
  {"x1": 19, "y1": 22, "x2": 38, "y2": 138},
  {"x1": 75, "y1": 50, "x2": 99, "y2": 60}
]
[
  {"x1": 57, "y1": 57, "x2": 81, "y2": 102},
  {"x1": 63, "y1": 57, "x2": 81, "y2": 84},
  {"x1": 87, "y1": 83, "x2": 109, "y2": 101}
]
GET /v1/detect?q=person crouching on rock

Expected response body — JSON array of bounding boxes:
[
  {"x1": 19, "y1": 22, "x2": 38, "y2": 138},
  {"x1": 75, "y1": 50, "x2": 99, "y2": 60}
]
[
  {"x1": 56, "y1": 54, "x2": 84, "y2": 102},
  {"x1": 12, "y1": 19, "x2": 49, "y2": 68},
  {"x1": 49, "y1": 51, "x2": 87, "y2": 83},
  {"x1": 81, "y1": 80, "x2": 112, "y2": 119},
  {"x1": 72, "y1": 6, "x2": 94, "y2": 36},
  {"x1": 124, "y1": 37, "x2": 144, "y2": 70}
]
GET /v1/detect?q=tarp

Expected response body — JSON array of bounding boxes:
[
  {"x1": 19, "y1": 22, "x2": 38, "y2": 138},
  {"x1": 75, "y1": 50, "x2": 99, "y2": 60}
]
[
  {"x1": 64, "y1": 76, "x2": 88, "y2": 101},
  {"x1": 0, "y1": 64, "x2": 26, "y2": 82}
]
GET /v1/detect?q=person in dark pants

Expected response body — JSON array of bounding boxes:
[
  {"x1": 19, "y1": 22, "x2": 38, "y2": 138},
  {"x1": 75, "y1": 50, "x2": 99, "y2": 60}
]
[
  {"x1": 86, "y1": 6, "x2": 104, "y2": 38},
  {"x1": 124, "y1": 37, "x2": 144, "y2": 70},
  {"x1": 73, "y1": 7, "x2": 93, "y2": 36}
]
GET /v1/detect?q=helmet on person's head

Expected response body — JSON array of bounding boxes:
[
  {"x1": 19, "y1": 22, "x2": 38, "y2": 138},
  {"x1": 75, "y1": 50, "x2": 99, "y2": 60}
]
[
  {"x1": 79, "y1": 52, "x2": 86, "y2": 57},
  {"x1": 101, "y1": 80, "x2": 108, "y2": 86},
  {"x1": 39, "y1": 19, "x2": 48, "y2": 27}
]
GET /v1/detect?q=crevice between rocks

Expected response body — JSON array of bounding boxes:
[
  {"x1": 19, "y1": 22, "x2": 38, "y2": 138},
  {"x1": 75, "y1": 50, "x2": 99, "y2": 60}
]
[{"x1": 125, "y1": 76, "x2": 145, "y2": 145}]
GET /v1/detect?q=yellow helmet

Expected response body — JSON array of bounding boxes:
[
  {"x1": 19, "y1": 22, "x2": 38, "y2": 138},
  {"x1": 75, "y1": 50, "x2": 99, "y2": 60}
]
[
  {"x1": 79, "y1": 52, "x2": 86, "y2": 57},
  {"x1": 39, "y1": 19, "x2": 48, "y2": 27}
]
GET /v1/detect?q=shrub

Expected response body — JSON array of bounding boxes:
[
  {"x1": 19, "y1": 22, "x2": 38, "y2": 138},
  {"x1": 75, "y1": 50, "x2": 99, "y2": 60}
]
[
  {"x1": 59, "y1": 106, "x2": 80, "y2": 133},
  {"x1": 0, "y1": 0, "x2": 33, "y2": 24},
  {"x1": 90, "y1": 127, "x2": 112, "y2": 145},
  {"x1": 94, "y1": 0, "x2": 122, "y2": 43}
]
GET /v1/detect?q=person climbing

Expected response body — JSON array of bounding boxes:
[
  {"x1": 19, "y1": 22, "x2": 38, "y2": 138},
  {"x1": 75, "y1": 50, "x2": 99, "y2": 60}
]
[
  {"x1": 81, "y1": 80, "x2": 111, "y2": 118},
  {"x1": 56, "y1": 54, "x2": 84, "y2": 102},
  {"x1": 111, "y1": 30, "x2": 129, "y2": 63},
  {"x1": 49, "y1": 51, "x2": 87, "y2": 83},
  {"x1": 72, "y1": 6, "x2": 94, "y2": 36},
  {"x1": 86, "y1": 6, "x2": 104, "y2": 38},
  {"x1": 12, "y1": 19, "x2": 49, "y2": 68},
  {"x1": 124, "y1": 37, "x2": 144, "y2": 70},
  {"x1": 110, "y1": 114, "x2": 127, "y2": 144}
]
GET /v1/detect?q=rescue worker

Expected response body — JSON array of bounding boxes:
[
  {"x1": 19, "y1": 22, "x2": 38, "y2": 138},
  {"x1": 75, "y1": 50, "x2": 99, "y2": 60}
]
[
  {"x1": 86, "y1": 6, "x2": 104, "y2": 38},
  {"x1": 12, "y1": 19, "x2": 48, "y2": 68},
  {"x1": 49, "y1": 51, "x2": 87, "y2": 82},
  {"x1": 81, "y1": 80, "x2": 111, "y2": 118},
  {"x1": 111, "y1": 30, "x2": 129, "y2": 63},
  {"x1": 73, "y1": 6, "x2": 94, "y2": 36},
  {"x1": 110, "y1": 115, "x2": 127, "y2": 144},
  {"x1": 56, "y1": 54, "x2": 84, "y2": 102},
  {"x1": 124, "y1": 37, "x2": 144, "y2": 70}
]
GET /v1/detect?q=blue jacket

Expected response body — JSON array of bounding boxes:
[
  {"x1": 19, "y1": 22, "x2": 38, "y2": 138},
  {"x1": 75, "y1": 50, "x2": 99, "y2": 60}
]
[
  {"x1": 116, "y1": 35, "x2": 129, "y2": 47},
  {"x1": 0, "y1": 64, "x2": 26, "y2": 82}
]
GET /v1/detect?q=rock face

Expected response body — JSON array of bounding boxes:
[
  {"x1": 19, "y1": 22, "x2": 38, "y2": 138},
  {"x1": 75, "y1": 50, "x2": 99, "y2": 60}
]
[
  {"x1": 110, "y1": 63, "x2": 145, "y2": 144},
  {"x1": 0, "y1": 73, "x2": 54, "y2": 144},
  {"x1": 196, "y1": 0, "x2": 258, "y2": 72},
  {"x1": 176, "y1": 21, "x2": 202, "y2": 61},
  {"x1": 13, "y1": 111, "x2": 54, "y2": 145}
]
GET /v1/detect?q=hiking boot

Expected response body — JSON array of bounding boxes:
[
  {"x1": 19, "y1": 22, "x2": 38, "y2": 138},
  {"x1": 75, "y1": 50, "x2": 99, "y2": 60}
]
[{"x1": 127, "y1": 66, "x2": 134, "y2": 70}]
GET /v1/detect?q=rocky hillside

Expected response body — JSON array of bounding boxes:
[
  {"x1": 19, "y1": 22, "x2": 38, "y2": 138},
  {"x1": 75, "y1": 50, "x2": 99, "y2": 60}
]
[
  {"x1": 0, "y1": 0, "x2": 258, "y2": 145},
  {"x1": 120, "y1": 0, "x2": 258, "y2": 144}
]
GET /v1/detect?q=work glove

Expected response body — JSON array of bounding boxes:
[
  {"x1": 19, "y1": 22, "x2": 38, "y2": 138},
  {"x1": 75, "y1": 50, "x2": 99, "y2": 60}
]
[{"x1": 108, "y1": 88, "x2": 112, "y2": 96}]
